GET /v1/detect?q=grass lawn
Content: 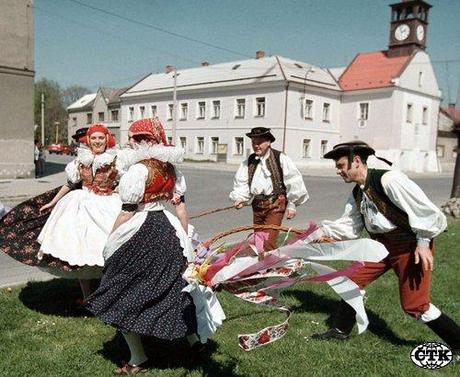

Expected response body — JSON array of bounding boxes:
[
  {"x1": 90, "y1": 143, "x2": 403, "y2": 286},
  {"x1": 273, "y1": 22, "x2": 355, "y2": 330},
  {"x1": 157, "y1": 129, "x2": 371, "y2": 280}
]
[{"x1": 1, "y1": 221, "x2": 459, "y2": 377}]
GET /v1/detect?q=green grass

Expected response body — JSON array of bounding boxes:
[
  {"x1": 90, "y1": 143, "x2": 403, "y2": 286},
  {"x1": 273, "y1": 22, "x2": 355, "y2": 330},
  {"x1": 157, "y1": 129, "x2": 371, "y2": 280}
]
[{"x1": 1, "y1": 221, "x2": 459, "y2": 376}]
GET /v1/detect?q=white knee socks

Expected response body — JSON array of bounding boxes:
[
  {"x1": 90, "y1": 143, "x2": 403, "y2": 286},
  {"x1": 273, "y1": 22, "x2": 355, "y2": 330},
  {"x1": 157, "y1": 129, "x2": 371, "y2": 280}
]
[{"x1": 122, "y1": 331, "x2": 148, "y2": 366}]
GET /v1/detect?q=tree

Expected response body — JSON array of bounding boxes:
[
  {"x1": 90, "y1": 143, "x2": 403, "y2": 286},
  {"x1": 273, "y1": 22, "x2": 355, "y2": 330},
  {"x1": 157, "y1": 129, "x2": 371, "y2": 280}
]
[{"x1": 61, "y1": 85, "x2": 91, "y2": 108}]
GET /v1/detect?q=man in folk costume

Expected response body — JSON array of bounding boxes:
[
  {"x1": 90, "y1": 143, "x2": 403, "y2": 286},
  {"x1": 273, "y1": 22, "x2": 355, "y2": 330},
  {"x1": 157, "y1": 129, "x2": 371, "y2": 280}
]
[
  {"x1": 313, "y1": 140, "x2": 460, "y2": 357},
  {"x1": 230, "y1": 127, "x2": 309, "y2": 256}
]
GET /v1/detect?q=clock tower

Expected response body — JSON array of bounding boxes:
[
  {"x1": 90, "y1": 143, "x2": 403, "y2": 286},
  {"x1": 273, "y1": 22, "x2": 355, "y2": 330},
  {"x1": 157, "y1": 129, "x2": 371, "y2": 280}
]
[{"x1": 388, "y1": 0, "x2": 431, "y2": 57}]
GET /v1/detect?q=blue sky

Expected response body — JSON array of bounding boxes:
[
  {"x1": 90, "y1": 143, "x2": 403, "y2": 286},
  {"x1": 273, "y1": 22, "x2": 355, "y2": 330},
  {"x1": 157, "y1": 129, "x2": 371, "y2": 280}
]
[{"x1": 35, "y1": 0, "x2": 460, "y2": 104}]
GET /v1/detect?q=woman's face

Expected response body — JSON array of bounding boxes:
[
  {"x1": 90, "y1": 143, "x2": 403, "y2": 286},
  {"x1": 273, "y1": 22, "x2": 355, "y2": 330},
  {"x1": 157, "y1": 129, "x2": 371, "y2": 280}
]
[{"x1": 89, "y1": 132, "x2": 107, "y2": 154}]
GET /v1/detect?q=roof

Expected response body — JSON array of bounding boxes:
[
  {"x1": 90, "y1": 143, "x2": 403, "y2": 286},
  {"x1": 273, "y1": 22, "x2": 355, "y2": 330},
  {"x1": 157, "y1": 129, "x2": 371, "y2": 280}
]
[
  {"x1": 440, "y1": 105, "x2": 460, "y2": 123},
  {"x1": 339, "y1": 50, "x2": 413, "y2": 91},
  {"x1": 67, "y1": 93, "x2": 96, "y2": 111},
  {"x1": 122, "y1": 56, "x2": 340, "y2": 98},
  {"x1": 100, "y1": 87, "x2": 129, "y2": 105}
]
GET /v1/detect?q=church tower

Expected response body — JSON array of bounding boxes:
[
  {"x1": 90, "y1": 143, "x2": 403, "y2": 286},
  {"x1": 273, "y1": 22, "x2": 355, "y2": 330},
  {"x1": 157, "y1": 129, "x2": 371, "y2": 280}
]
[{"x1": 388, "y1": 0, "x2": 431, "y2": 57}]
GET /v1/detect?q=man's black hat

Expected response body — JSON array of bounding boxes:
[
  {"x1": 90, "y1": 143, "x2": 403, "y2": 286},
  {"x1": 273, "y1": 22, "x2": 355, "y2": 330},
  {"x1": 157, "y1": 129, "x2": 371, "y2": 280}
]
[
  {"x1": 71, "y1": 127, "x2": 89, "y2": 142},
  {"x1": 324, "y1": 140, "x2": 392, "y2": 166},
  {"x1": 245, "y1": 127, "x2": 275, "y2": 142}
]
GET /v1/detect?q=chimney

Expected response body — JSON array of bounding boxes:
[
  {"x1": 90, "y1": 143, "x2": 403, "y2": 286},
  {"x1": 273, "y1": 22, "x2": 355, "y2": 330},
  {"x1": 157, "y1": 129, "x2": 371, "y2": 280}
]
[
  {"x1": 256, "y1": 50, "x2": 265, "y2": 59},
  {"x1": 201, "y1": 61, "x2": 210, "y2": 67},
  {"x1": 165, "y1": 65, "x2": 175, "y2": 74}
]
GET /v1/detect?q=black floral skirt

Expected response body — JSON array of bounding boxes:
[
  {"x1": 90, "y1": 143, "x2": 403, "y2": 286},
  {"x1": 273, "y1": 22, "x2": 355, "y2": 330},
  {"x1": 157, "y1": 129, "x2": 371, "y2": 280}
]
[
  {"x1": 0, "y1": 187, "x2": 100, "y2": 277},
  {"x1": 86, "y1": 211, "x2": 197, "y2": 340}
]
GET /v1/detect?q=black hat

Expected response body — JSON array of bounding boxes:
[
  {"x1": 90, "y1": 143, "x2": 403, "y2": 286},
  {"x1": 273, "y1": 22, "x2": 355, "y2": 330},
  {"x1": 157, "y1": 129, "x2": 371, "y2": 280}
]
[
  {"x1": 245, "y1": 127, "x2": 275, "y2": 142},
  {"x1": 324, "y1": 140, "x2": 392, "y2": 166},
  {"x1": 71, "y1": 127, "x2": 89, "y2": 142}
]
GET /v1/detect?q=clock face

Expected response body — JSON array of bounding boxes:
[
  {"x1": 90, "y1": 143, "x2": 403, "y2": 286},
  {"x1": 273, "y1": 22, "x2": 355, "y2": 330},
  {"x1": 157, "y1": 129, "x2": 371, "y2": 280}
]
[
  {"x1": 416, "y1": 25, "x2": 425, "y2": 41},
  {"x1": 395, "y1": 24, "x2": 410, "y2": 41}
]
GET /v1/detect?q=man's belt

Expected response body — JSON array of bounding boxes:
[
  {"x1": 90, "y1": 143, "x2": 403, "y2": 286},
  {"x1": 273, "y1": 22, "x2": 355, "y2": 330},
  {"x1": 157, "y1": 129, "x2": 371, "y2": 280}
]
[{"x1": 253, "y1": 192, "x2": 286, "y2": 202}]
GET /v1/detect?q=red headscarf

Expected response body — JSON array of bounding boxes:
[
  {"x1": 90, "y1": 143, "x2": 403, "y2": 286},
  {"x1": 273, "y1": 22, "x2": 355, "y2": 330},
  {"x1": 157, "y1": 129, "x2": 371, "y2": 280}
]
[
  {"x1": 86, "y1": 124, "x2": 116, "y2": 149},
  {"x1": 129, "y1": 118, "x2": 167, "y2": 145}
]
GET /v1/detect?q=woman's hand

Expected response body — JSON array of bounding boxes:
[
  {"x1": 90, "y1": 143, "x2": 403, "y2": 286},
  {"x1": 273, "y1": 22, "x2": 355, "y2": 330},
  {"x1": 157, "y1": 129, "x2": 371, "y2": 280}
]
[{"x1": 39, "y1": 202, "x2": 55, "y2": 213}]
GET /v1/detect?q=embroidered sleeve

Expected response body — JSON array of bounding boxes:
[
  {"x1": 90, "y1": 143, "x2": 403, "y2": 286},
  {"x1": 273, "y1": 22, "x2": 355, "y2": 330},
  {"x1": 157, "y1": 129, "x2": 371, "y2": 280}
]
[
  {"x1": 174, "y1": 167, "x2": 187, "y2": 196},
  {"x1": 381, "y1": 171, "x2": 447, "y2": 241},
  {"x1": 118, "y1": 163, "x2": 148, "y2": 204},
  {"x1": 65, "y1": 159, "x2": 81, "y2": 184},
  {"x1": 280, "y1": 153, "x2": 309, "y2": 210},
  {"x1": 229, "y1": 160, "x2": 252, "y2": 202},
  {"x1": 321, "y1": 193, "x2": 364, "y2": 240}
]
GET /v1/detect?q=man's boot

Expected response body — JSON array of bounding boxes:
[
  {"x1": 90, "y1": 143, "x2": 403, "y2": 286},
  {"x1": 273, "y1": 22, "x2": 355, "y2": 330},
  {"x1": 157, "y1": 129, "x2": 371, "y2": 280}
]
[
  {"x1": 425, "y1": 313, "x2": 460, "y2": 362},
  {"x1": 312, "y1": 300, "x2": 356, "y2": 340}
]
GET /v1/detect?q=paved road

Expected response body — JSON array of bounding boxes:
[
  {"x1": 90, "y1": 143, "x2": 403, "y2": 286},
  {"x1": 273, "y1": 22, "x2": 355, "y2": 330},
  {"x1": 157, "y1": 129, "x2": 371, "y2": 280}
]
[{"x1": 0, "y1": 153, "x2": 453, "y2": 287}]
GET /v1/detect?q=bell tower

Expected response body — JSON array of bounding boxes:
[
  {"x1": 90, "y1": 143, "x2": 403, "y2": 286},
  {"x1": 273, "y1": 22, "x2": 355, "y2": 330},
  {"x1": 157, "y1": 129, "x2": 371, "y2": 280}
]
[{"x1": 388, "y1": 0, "x2": 431, "y2": 57}]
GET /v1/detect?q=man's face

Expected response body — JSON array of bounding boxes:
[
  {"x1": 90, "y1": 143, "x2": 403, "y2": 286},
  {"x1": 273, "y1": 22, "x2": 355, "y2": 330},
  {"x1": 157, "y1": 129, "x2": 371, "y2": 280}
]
[
  {"x1": 335, "y1": 155, "x2": 359, "y2": 183},
  {"x1": 251, "y1": 136, "x2": 271, "y2": 156}
]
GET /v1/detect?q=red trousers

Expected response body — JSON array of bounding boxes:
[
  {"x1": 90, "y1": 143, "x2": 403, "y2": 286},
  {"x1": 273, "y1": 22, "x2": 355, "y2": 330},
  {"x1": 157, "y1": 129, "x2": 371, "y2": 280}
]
[
  {"x1": 252, "y1": 195, "x2": 286, "y2": 252},
  {"x1": 349, "y1": 233, "x2": 432, "y2": 319}
]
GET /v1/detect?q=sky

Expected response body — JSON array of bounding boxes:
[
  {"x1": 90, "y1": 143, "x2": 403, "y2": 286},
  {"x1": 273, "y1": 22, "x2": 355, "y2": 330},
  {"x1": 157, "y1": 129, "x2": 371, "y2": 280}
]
[{"x1": 35, "y1": 0, "x2": 460, "y2": 104}]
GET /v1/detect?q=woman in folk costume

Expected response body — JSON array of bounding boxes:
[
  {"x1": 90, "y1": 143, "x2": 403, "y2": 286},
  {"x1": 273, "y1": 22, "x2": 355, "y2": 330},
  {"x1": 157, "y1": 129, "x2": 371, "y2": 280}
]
[
  {"x1": 36, "y1": 124, "x2": 121, "y2": 297},
  {"x1": 86, "y1": 118, "x2": 216, "y2": 375}
]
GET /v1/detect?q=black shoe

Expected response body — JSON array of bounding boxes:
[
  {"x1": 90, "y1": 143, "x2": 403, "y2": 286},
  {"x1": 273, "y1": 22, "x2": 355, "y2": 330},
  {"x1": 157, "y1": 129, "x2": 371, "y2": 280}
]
[{"x1": 311, "y1": 328, "x2": 350, "y2": 340}]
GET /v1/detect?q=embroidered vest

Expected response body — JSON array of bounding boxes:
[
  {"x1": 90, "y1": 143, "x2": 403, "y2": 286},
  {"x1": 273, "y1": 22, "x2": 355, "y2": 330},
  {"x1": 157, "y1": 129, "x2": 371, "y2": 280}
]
[
  {"x1": 79, "y1": 160, "x2": 118, "y2": 196},
  {"x1": 352, "y1": 169, "x2": 413, "y2": 237},
  {"x1": 247, "y1": 149, "x2": 286, "y2": 196},
  {"x1": 140, "y1": 159, "x2": 176, "y2": 203}
]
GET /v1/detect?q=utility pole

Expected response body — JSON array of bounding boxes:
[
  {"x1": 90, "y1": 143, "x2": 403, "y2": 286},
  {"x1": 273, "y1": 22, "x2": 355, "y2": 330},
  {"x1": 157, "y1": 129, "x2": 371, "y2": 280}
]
[
  {"x1": 55, "y1": 121, "x2": 59, "y2": 144},
  {"x1": 172, "y1": 67, "x2": 177, "y2": 145},
  {"x1": 41, "y1": 93, "x2": 45, "y2": 144},
  {"x1": 451, "y1": 120, "x2": 460, "y2": 198}
]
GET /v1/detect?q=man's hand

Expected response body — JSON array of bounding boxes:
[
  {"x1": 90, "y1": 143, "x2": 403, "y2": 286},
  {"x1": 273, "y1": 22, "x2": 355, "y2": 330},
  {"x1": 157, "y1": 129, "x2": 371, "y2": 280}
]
[
  {"x1": 286, "y1": 209, "x2": 296, "y2": 220},
  {"x1": 234, "y1": 200, "x2": 245, "y2": 209},
  {"x1": 414, "y1": 246, "x2": 433, "y2": 271}
]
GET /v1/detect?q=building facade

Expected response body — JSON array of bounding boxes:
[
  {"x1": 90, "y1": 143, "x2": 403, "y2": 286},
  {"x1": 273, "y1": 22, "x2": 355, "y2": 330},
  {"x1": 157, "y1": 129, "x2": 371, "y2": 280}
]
[
  {"x1": 67, "y1": 87, "x2": 126, "y2": 144},
  {"x1": 437, "y1": 104, "x2": 459, "y2": 171},
  {"x1": 0, "y1": 0, "x2": 35, "y2": 178}
]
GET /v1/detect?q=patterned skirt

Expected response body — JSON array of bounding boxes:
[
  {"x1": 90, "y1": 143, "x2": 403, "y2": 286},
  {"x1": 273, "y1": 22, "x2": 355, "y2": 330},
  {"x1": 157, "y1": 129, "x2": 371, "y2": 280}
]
[
  {"x1": 86, "y1": 211, "x2": 197, "y2": 340},
  {"x1": 0, "y1": 188, "x2": 102, "y2": 279}
]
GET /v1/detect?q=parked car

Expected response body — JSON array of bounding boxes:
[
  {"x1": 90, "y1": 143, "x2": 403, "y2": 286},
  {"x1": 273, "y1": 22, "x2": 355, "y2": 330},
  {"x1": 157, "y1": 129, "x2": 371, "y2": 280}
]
[{"x1": 48, "y1": 143, "x2": 73, "y2": 155}]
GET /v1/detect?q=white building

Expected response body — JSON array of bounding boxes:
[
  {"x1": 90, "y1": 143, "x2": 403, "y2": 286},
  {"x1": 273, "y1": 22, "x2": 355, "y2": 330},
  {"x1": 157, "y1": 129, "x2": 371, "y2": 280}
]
[{"x1": 120, "y1": 54, "x2": 341, "y2": 166}]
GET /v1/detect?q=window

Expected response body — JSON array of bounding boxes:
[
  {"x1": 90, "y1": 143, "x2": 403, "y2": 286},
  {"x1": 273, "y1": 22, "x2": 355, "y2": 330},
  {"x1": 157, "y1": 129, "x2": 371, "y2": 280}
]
[
  {"x1": 418, "y1": 71, "x2": 424, "y2": 87},
  {"x1": 235, "y1": 98, "x2": 245, "y2": 118},
  {"x1": 211, "y1": 137, "x2": 219, "y2": 154},
  {"x1": 320, "y1": 140, "x2": 328, "y2": 157},
  {"x1": 72, "y1": 117, "x2": 77, "y2": 126},
  {"x1": 436, "y1": 145, "x2": 445, "y2": 158},
  {"x1": 167, "y1": 104, "x2": 174, "y2": 120},
  {"x1": 304, "y1": 99, "x2": 313, "y2": 119},
  {"x1": 322, "y1": 103, "x2": 330, "y2": 122},
  {"x1": 255, "y1": 97, "x2": 265, "y2": 117},
  {"x1": 139, "y1": 106, "x2": 145, "y2": 118},
  {"x1": 234, "y1": 137, "x2": 244, "y2": 155},
  {"x1": 302, "y1": 139, "x2": 311, "y2": 158},
  {"x1": 196, "y1": 137, "x2": 204, "y2": 154},
  {"x1": 97, "y1": 112, "x2": 104, "y2": 122},
  {"x1": 358, "y1": 102, "x2": 369, "y2": 127},
  {"x1": 128, "y1": 107, "x2": 134, "y2": 122},
  {"x1": 180, "y1": 137, "x2": 186, "y2": 150},
  {"x1": 167, "y1": 137, "x2": 172, "y2": 145},
  {"x1": 86, "y1": 113, "x2": 92, "y2": 124},
  {"x1": 197, "y1": 101, "x2": 206, "y2": 119},
  {"x1": 406, "y1": 104, "x2": 413, "y2": 123},
  {"x1": 151, "y1": 105, "x2": 157, "y2": 117},
  {"x1": 212, "y1": 100, "x2": 221, "y2": 119},
  {"x1": 180, "y1": 103, "x2": 188, "y2": 120},
  {"x1": 111, "y1": 110, "x2": 119, "y2": 122},
  {"x1": 422, "y1": 106, "x2": 428, "y2": 125}
]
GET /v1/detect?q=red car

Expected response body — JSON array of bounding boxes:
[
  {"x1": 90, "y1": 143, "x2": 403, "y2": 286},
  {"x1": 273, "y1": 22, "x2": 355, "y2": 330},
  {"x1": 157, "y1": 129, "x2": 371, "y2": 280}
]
[{"x1": 48, "y1": 143, "x2": 73, "y2": 155}]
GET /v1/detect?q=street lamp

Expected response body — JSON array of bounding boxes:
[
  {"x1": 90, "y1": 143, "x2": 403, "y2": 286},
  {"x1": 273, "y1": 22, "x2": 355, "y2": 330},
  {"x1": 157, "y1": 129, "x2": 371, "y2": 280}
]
[{"x1": 55, "y1": 121, "x2": 60, "y2": 144}]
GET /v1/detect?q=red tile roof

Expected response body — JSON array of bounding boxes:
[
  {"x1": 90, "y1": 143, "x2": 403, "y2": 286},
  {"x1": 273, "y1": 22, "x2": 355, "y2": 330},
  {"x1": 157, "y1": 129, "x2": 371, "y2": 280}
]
[
  {"x1": 440, "y1": 106, "x2": 460, "y2": 123},
  {"x1": 339, "y1": 50, "x2": 413, "y2": 91}
]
